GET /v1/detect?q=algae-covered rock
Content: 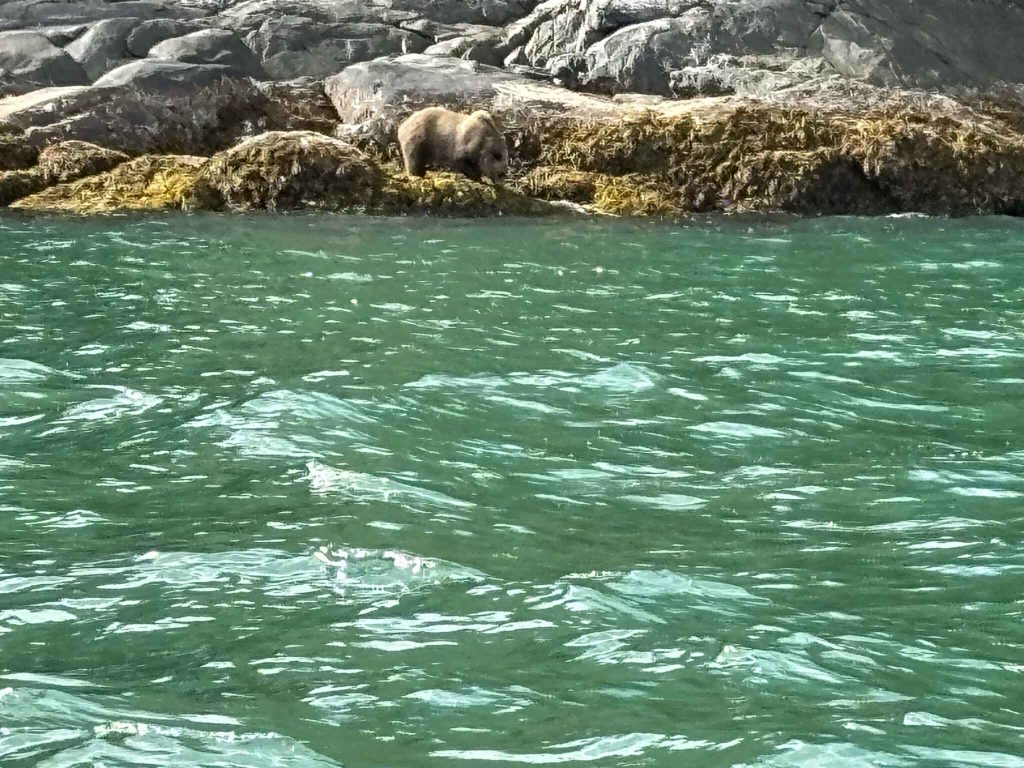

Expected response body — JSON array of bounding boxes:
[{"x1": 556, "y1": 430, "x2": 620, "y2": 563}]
[
  {"x1": 12, "y1": 154, "x2": 206, "y2": 213},
  {"x1": 35, "y1": 140, "x2": 128, "y2": 183},
  {"x1": 516, "y1": 166, "x2": 599, "y2": 203},
  {"x1": 0, "y1": 139, "x2": 129, "y2": 206},
  {"x1": 591, "y1": 174, "x2": 679, "y2": 217},
  {"x1": 382, "y1": 168, "x2": 555, "y2": 216},
  {"x1": 0, "y1": 126, "x2": 38, "y2": 170},
  {"x1": 186, "y1": 130, "x2": 553, "y2": 216},
  {"x1": 0, "y1": 168, "x2": 42, "y2": 206},
  {"x1": 186, "y1": 131, "x2": 384, "y2": 211},
  {"x1": 7, "y1": 93, "x2": 1024, "y2": 219},
  {"x1": 515, "y1": 166, "x2": 676, "y2": 216},
  {"x1": 6, "y1": 131, "x2": 557, "y2": 216},
  {"x1": 531, "y1": 101, "x2": 1024, "y2": 215}
]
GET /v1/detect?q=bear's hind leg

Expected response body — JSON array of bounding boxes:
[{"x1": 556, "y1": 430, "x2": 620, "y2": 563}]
[{"x1": 402, "y1": 143, "x2": 428, "y2": 178}]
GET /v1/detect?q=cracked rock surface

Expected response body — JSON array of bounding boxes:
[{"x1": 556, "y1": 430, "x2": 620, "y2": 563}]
[{"x1": 2, "y1": 1, "x2": 1023, "y2": 96}]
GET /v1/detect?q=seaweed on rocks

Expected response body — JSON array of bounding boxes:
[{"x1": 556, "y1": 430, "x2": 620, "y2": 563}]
[
  {"x1": 12, "y1": 131, "x2": 553, "y2": 216},
  {"x1": 13, "y1": 155, "x2": 206, "y2": 213},
  {"x1": 1, "y1": 140, "x2": 127, "y2": 206},
  {"x1": 524, "y1": 99, "x2": 1024, "y2": 215},
  {"x1": 184, "y1": 131, "x2": 383, "y2": 212}
]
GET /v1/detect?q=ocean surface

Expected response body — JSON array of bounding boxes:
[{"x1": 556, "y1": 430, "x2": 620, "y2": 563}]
[{"x1": 1, "y1": 212, "x2": 1022, "y2": 767}]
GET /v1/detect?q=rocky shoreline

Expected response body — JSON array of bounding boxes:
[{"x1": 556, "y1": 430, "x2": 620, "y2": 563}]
[{"x1": 3, "y1": 1, "x2": 1024, "y2": 218}]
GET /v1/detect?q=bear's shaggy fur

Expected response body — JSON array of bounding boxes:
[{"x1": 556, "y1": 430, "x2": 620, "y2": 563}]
[{"x1": 397, "y1": 107, "x2": 509, "y2": 182}]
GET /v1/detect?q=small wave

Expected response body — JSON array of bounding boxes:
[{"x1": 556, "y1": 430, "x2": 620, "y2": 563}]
[
  {"x1": 55, "y1": 387, "x2": 161, "y2": 424},
  {"x1": 0, "y1": 687, "x2": 343, "y2": 766},
  {"x1": 580, "y1": 363, "x2": 659, "y2": 393},
  {"x1": 432, "y1": 732, "x2": 714, "y2": 763},
  {"x1": 306, "y1": 460, "x2": 474, "y2": 509},
  {"x1": 0, "y1": 358, "x2": 78, "y2": 384},
  {"x1": 689, "y1": 421, "x2": 789, "y2": 440},
  {"x1": 315, "y1": 545, "x2": 484, "y2": 597}
]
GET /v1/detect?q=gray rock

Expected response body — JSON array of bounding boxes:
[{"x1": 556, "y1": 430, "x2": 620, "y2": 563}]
[
  {"x1": 0, "y1": 72, "x2": 277, "y2": 154},
  {"x1": 0, "y1": 0, "x2": 210, "y2": 26},
  {"x1": 37, "y1": 24, "x2": 91, "y2": 46},
  {"x1": 519, "y1": 0, "x2": 825, "y2": 94},
  {"x1": 581, "y1": 15, "x2": 704, "y2": 95},
  {"x1": 585, "y1": 0, "x2": 693, "y2": 34},
  {"x1": 423, "y1": 26, "x2": 503, "y2": 66},
  {"x1": 94, "y1": 59, "x2": 243, "y2": 88},
  {"x1": 325, "y1": 53, "x2": 619, "y2": 127},
  {"x1": 243, "y1": 17, "x2": 425, "y2": 79},
  {"x1": 65, "y1": 17, "x2": 140, "y2": 80},
  {"x1": 126, "y1": 19, "x2": 205, "y2": 57},
  {"x1": 0, "y1": 31, "x2": 88, "y2": 93},
  {"x1": 522, "y1": 2, "x2": 589, "y2": 65},
  {"x1": 4, "y1": 0, "x2": 1024, "y2": 99},
  {"x1": 812, "y1": 0, "x2": 1024, "y2": 89},
  {"x1": 669, "y1": 54, "x2": 828, "y2": 98},
  {"x1": 499, "y1": 0, "x2": 566, "y2": 51},
  {"x1": 387, "y1": 0, "x2": 536, "y2": 27},
  {"x1": 527, "y1": 0, "x2": 1024, "y2": 94},
  {"x1": 218, "y1": 0, "x2": 539, "y2": 75},
  {"x1": 218, "y1": 0, "x2": 373, "y2": 30},
  {"x1": 0, "y1": 85, "x2": 114, "y2": 132},
  {"x1": 148, "y1": 29, "x2": 267, "y2": 79}
]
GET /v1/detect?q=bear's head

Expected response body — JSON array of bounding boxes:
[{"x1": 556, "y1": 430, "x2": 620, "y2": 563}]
[{"x1": 467, "y1": 111, "x2": 509, "y2": 181}]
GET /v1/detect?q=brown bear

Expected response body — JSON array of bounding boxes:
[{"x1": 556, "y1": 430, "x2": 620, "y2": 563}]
[{"x1": 397, "y1": 107, "x2": 509, "y2": 183}]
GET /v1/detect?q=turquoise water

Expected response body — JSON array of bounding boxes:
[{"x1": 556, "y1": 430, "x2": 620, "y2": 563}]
[{"x1": 0, "y1": 212, "x2": 1023, "y2": 767}]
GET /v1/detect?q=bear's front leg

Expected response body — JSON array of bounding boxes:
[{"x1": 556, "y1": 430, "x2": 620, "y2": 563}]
[{"x1": 453, "y1": 154, "x2": 482, "y2": 182}]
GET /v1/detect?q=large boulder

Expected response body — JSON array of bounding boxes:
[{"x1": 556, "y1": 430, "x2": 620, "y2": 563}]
[
  {"x1": 126, "y1": 19, "x2": 205, "y2": 57},
  {"x1": 502, "y1": 0, "x2": 1024, "y2": 94},
  {"x1": 423, "y1": 26, "x2": 504, "y2": 66},
  {"x1": 148, "y1": 29, "x2": 267, "y2": 79},
  {"x1": 65, "y1": 17, "x2": 141, "y2": 80},
  {"x1": 0, "y1": 85, "x2": 104, "y2": 128},
  {"x1": 216, "y1": 0, "x2": 541, "y2": 77},
  {"x1": 539, "y1": 0, "x2": 822, "y2": 95},
  {"x1": 812, "y1": 0, "x2": 1024, "y2": 89},
  {"x1": 0, "y1": 0, "x2": 209, "y2": 26},
  {"x1": 94, "y1": 59, "x2": 243, "y2": 88},
  {"x1": 242, "y1": 17, "x2": 426, "y2": 79},
  {"x1": 0, "y1": 70, "x2": 266, "y2": 153},
  {"x1": 325, "y1": 54, "x2": 619, "y2": 128},
  {"x1": 581, "y1": 15, "x2": 702, "y2": 95},
  {"x1": 186, "y1": 130, "x2": 383, "y2": 210},
  {"x1": 36, "y1": 24, "x2": 91, "y2": 46},
  {"x1": 0, "y1": 30, "x2": 88, "y2": 94},
  {"x1": 0, "y1": 67, "x2": 334, "y2": 155},
  {"x1": 387, "y1": 0, "x2": 538, "y2": 27}
]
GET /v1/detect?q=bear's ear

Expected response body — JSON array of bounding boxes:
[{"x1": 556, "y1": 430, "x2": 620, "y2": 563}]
[{"x1": 471, "y1": 110, "x2": 496, "y2": 126}]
